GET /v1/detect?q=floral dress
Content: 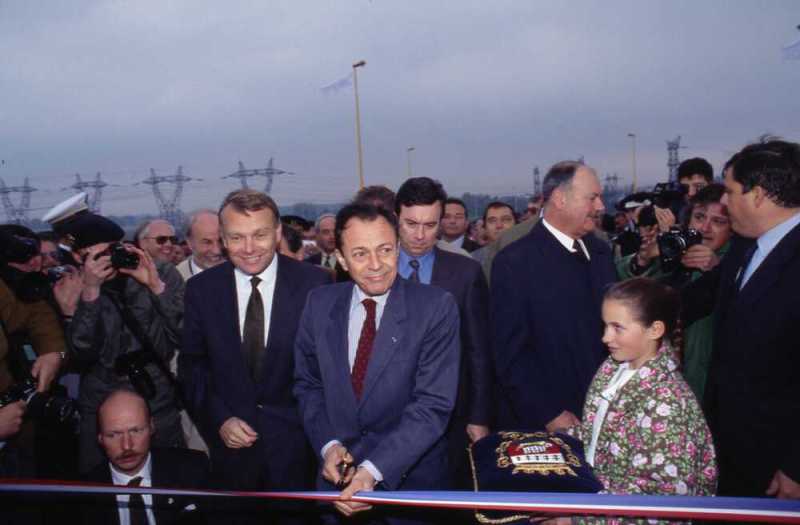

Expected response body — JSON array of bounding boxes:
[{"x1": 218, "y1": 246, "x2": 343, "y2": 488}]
[{"x1": 567, "y1": 347, "x2": 717, "y2": 524}]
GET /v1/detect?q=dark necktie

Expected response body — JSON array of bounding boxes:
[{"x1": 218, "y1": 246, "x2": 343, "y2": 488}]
[
  {"x1": 408, "y1": 259, "x2": 421, "y2": 283},
  {"x1": 242, "y1": 276, "x2": 265, "y2": 382},
  {"x1": 127, "y1": 476, "x2": 148, "y2": 525},
  {"x1": 351, "y1": 299, "x2": 377, "y2": 400},
  {"x1": 734, "y1": 242, "x2": 758, "y2": 291},
  {"x1": 572, "y1": 240, "x2": 588, "y2": 263}
]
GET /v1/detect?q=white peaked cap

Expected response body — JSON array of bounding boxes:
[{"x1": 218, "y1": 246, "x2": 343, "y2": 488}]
[{"x1": 42, "y1": 192, "x2": 89, "y2": 225}]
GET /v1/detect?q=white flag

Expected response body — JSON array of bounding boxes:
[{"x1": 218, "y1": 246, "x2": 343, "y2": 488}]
[
  {"x1": 320, "y1": 73, "x2": 353, "y2": 94},
  {"x1": 782, "y1": 37, "x2": 800, "y2": 60}
]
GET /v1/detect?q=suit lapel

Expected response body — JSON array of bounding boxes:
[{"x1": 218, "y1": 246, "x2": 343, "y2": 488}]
[
  {"x1": 360, "y1": 278, "x2": 406, "y2": 403},
  {"x1": 220, "y1": 262, "x2": 243, "y2": 346},
  {"x1": 430, "y1": 247, "x2": 448, "y2": 287},
  {"x1": 264, "y1": 256, "x2": 292, "y2": 357},
  {"x1": 327, "y1": 282, "x2": 359, "y2": 409},
  {"x1": 737, "y1": 221, "x2": 800, "y2": 306},
  {"x1": 585, "y1": 235, "x2": 609, "y2": 307}
]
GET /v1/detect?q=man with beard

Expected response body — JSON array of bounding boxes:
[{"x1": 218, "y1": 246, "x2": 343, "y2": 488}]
[{"x1": 491, "y1": 161, "x2": 616, "y2": 432}]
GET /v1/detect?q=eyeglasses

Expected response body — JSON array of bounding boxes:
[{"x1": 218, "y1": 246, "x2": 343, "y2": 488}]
[{"x1": 145, "y1": 235, "x2": 179, "y2": 245}]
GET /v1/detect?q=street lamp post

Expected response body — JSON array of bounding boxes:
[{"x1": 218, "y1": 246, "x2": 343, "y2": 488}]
[
  {"x1": 352, "y1": 60, "x2": 367, "y2": 189},
  {"x1": 627, "y1": 133, "x2": 638, "y2": 192},
  {"x1": 406, "y1": 146, "x2": 415, "y2": 178}
]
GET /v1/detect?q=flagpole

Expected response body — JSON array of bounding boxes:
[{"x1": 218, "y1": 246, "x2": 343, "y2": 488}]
[
  {"x1": 406, "y1": 146, "x2": 415, "y2": 178},
  {"x1": 352, "y1": 60, "x2": 367, "y2": 189}
]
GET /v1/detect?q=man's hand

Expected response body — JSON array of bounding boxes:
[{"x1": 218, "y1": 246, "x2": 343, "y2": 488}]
[
  {"x1": 0, "y1": 401, "x2": 26, "y2": 439},
  {"x1": 466, "y1": 424, "x2": 490, "y2": 443},
  {"x1": 654, "y1": 206, "x2": 676, "y2": 233},
  {"x1": 53, "y1": 266, "x2": 83, "y2": 316},
  {"x1": 766, "y1": 470, "x2": 800, "y2": 499},
  {"x1": 335, "y1": 467, "x2": 375, "y2": 517},
  {"x1": 635, "y1": 225, "x2": 660, "y2": 268},
  {"x1": 219, "y1": 417, "x2": 258, "y2": 448},
  {"x1": 118, "y1": 245, "x2": 165, "y2": 295},
  {"x1": 545, "y1": 410, "x2": 580, "y2": 433},
  {"x1": 322, "y1": 443, "x2": 355, "y2": 487},
  {"x1": 81, "y1": 243, "x2": 113, "y2": 301},
  {"x1": 31, "y1": 352, "x2": 62, "y2": 393},
  {"x1": 680, "y1": 244, "x2": 720, "y2": 272}
]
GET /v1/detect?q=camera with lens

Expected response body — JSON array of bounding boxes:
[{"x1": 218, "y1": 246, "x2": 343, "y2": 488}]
[
  {"x1": 115, "y1": 351, "x2": 156, "y2": 400},
  {"x1": 0, "y1": 378, "x2": 80, "y2": 429},
  {"x1": 95, "y1": 242, "x2": 140, "y2": 270},
  {"x1": 657, "y1": 226, "x2": 704, "y2": 271},
  {"x1": 650, "y1": 181, "x2": 688, "y2": 210}
]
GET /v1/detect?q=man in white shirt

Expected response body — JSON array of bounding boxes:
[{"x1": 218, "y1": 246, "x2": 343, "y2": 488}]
[
  {"x1": 294, "y1": 203, "x2": 460, "y2": 522},
  {"x1": 83, "y1": 389, "x2": 209, "y2": 525},
  {"x1": 179, "y1": 189, "x2": 331, "y2": 521}
]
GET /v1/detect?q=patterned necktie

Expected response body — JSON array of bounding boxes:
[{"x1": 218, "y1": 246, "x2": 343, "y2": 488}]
[
  {"x1": 408, "y1": 259, "x2": 421, "y2": 283},
  {"x1": 351, "y1": 298, "x2": 377, "y2": 400},
  {"x1": 242, "y1": 276, "x2": 265, "y2": 382},
  {"x1": 127, "y1": 476, "x2": 148, "y2": 525},
  {"x1": 572, "y1": 240, "x2": 588, "y2": 263}
]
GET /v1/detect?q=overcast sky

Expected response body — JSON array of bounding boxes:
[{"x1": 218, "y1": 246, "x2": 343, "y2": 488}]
[{"x1": 1, "y1": 1, "x2": 798, "y2": 218}]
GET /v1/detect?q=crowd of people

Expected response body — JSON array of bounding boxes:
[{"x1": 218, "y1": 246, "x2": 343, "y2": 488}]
[{"x1": 0, "y1": 136, "x2": 798, "y2": 524}]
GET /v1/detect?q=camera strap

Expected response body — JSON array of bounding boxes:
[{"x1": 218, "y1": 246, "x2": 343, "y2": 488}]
[{"x1": 107, "y1": 290, "x2": 184, "y2": 410}]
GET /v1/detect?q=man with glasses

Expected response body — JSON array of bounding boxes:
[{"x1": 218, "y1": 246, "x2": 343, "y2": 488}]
[
  {"x1": 83, "y1": 389, "x2": 209, "y2": 525},
  {"x1": 136, "y1": 220, "x2": 179, "y2": 265}
]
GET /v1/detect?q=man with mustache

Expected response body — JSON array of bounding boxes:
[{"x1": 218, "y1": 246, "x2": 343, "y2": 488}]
[
  {"x1": 84, "y1": 389, "x2": 209, "y2": 525},
  {"x1": 491, "y1": 161, "x2": 616, "y2": 433}
]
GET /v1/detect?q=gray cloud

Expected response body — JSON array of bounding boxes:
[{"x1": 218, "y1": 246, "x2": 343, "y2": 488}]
[{"x1": 1, "y1": 0, "x2": 798, "y2": 218}]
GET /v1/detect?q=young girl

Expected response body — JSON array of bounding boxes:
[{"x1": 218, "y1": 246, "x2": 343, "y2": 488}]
[{"x1": 567, "y1": 278, "x2": 717, "y2": 510}]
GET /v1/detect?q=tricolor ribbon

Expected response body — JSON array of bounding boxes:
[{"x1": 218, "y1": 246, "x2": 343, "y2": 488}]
[{"x1": 1, "y1": 480, "x2": 799, "y2": 523}]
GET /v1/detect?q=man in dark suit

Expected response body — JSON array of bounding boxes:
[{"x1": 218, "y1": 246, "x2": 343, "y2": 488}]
[
  {"x1": 491, "y1": 161, "x2": 616, "y2": 432},
  {"x1": 293, "y1": 203, "x2": 460, "y2": 522},
  {"x1": 178, "y1": 190, "x2": 331, "y2": 503},
  {"x1": 306, "y1": 213, "x2": 350, "y2": 282},
  {"x1": 83, "y1": 389, "x2": 209, "y2": 525},
  {"x1": 441, "y1": 198, "x2": 481, "y2": 252},
  {"x1": 393, "y1": 177, "x2": 492, "y2": 488},
  {"x1": 684, "y1": 139, "x2": 800, "y2": 499}
]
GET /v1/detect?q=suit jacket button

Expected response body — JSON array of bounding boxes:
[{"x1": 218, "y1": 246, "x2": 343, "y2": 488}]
[
  {"x1": 256, "y1": 403, "x2": 264, "y2": 410},
  {"x1": 360, "y1": 429, "x2": 368, "y2": 436}
]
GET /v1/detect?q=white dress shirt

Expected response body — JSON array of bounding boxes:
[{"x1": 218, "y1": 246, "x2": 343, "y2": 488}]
[
  {"x1": 320, "y1": 252, "x2": 337, "y2": 270},
  {"x1": 110, "y1": 452, "x2": 156, "y2": 525},
  {"x1": 541, "y1": 218, "x2": 591, "y2": 260},
  {"x1": 233, "y1": 257, "x2": 278, "y2": 347},
  {"x1": 321, "y1": 284, "x2": 391, "y2": 484}
]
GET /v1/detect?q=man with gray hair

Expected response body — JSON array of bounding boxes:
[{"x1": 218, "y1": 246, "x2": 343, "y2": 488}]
[
  {"x1": 176, "y1": 210, "x2": 224, "y2": 281},
  {"x1": 306, "y1": 213, "x2": 337, "y2": 269},
  {"x1": 491, "y1": 161, "x2": 616, "y2": 432},
  {"x1": 136, "y1": 219, "x2": 178, "y2": 265}
]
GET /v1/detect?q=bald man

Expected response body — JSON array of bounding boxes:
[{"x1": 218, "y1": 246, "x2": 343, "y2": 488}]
[
  {"x1": 176, "y1": 210, "x2": 225, "y2": 281},
  {"x1": 137, "y1": 220, "x2": 179, "y2": 264},
  {"x1": 82, "y1": 389, "x2": 209, "y2": 525}
]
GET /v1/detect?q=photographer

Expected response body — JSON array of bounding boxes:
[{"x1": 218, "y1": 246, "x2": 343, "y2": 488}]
[
  {"x1": 43, "y1": 198, "x2": 187, "y2": 473},
  {"x1": 0, "y1": 226, "x2": 66, "y2": 476},
  {"x1": 616, "y1": 184, "x2": 731, "y2": 400}
]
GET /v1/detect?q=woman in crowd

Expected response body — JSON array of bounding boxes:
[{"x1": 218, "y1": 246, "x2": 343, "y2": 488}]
[{"x1": 565, "y1": 278, "x2": 716, "y2": 522}]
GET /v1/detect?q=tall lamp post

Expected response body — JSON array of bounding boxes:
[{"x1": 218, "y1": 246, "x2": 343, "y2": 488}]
[
  {"x1": 406, "y1": 146, "x2": 415, "y2": 178},
  {"x1": 352, "y1": 60, "x2": 367, "y2": 189},
  {"x1": 627, "y1": 133, "x2": 638, "y2": 192}
]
